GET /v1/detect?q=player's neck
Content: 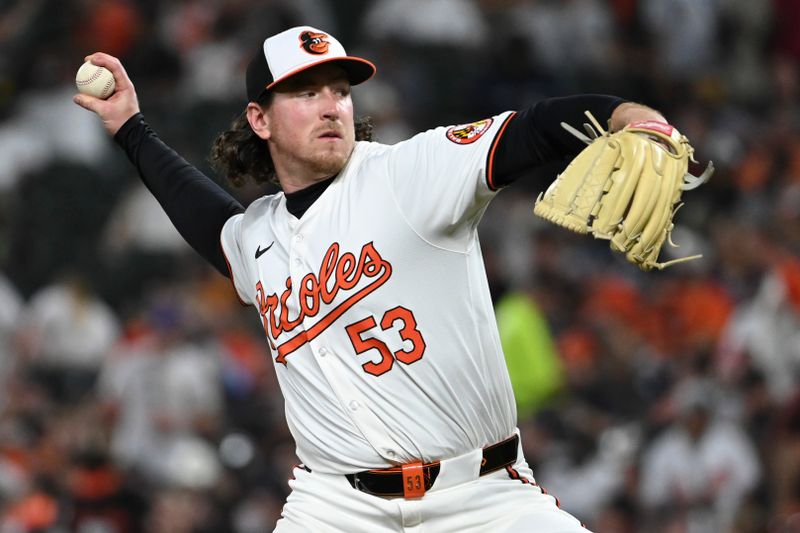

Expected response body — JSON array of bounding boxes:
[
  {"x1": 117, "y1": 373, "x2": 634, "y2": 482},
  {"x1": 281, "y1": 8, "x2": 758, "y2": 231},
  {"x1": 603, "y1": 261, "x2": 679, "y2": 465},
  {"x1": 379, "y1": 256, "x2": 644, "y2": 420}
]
[
  {"x1": 273, "y1": 155, "x2": 343, "y2": 194},
  {"x1": 278, "y1": 172, "x2": 335, "y2": 194},
  {"x1": 284, "y1": 176, "x2": 337, "y2": 218}
]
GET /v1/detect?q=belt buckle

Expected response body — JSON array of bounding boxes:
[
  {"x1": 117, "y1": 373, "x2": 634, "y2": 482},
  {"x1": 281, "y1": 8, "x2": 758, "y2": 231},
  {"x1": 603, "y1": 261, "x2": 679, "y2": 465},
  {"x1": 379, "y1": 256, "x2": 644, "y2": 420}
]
[{"x1": 401, "y1": 461, "x2": 425, "y2": 499}]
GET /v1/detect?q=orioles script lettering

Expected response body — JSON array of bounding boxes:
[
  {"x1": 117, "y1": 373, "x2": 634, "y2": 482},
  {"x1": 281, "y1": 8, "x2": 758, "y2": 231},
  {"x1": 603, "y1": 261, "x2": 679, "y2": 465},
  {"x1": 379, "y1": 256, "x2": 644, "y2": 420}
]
[{"x1": 254, "y1": 242, "x2": 393, "y2": 364}]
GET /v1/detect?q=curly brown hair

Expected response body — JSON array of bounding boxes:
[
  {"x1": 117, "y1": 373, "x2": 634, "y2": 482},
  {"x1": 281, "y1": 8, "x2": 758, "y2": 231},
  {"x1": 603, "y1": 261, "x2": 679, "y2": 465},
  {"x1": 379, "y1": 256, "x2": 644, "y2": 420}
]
[{"x1": 209, "y1": 97, "x2": 374, "y2": 187}]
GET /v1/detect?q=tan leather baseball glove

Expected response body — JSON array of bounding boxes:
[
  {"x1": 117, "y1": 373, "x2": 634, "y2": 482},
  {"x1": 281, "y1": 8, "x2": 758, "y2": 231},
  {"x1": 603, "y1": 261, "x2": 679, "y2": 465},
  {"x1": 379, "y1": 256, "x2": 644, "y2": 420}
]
[{"x1": 533, "y1": 112, "x2": 714, "y2": 271}]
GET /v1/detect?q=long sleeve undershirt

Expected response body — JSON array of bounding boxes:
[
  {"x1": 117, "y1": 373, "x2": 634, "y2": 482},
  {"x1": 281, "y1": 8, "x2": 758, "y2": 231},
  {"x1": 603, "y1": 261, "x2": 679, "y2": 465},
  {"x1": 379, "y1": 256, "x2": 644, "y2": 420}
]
[
  {"x1": 491, "y1": 94, "x2": 624, "y2": 187},
  {"x1": 113, "y1": 94, "x2": 624, "y2": 278}
]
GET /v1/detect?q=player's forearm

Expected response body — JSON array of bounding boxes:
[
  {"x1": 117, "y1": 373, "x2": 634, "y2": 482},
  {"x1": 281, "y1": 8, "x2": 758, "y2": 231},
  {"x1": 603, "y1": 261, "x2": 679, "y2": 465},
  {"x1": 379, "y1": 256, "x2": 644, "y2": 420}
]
[
  {"x1": 528, "y1": 94, "x2": 627, "y2": 159},
  {"x1": 491, "y1": 94, "x2": 625, "y2": 187},
  {"x1": 114, "y1": 113, "x2": 245, "y2": 275}
]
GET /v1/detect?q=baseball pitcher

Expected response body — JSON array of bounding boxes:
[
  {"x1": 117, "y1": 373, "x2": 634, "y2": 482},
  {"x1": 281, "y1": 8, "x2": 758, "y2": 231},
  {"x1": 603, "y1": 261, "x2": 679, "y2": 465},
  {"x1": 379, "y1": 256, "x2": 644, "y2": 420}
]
[{"x1": 74, "y1": 26, "x2": 708, "y2": 532}]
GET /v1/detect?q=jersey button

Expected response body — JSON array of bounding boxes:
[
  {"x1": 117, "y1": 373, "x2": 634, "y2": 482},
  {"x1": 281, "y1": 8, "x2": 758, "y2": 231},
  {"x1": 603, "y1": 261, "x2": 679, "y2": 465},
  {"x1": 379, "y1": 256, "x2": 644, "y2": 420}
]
[
  {"x1": 348, "y1": 400, "x2": 359, "y2": 411},
  {"x1": 385, "y1": 450, "x2": 396, "y2": 459},
  {"x1": 293, "y1": 258, "x2": 301, "y2": 266},
  {"x1": 295, "y1": 234, "x2": 303, "y2": 243},
  {"x1": 318, "y1": 347, "x2": 328, "y2": 357}
]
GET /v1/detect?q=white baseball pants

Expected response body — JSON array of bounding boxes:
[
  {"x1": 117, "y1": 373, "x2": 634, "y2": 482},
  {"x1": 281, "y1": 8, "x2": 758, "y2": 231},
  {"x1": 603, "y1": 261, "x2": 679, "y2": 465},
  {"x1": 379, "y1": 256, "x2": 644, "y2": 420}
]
[{"x1": 273, "y1": 431, "x2": 590, "y2": 533}]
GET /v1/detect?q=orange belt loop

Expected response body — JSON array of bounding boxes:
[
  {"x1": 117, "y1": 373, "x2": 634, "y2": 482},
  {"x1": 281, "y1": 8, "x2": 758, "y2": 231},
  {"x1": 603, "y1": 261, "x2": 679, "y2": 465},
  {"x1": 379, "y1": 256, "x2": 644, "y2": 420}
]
[{"x1": 401, "y1": 462, "x2": 425, "y2": 499}]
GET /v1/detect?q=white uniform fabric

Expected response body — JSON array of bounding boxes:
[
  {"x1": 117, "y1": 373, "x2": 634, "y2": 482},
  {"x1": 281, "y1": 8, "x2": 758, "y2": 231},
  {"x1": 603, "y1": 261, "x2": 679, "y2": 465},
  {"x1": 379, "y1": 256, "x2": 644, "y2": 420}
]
[
  {"x1": 221, "y1": 111, "x2": 517, "y2": 473},
  {"x1": 221, "y1": 112, "x2": 588, "y2": 531},
  {"x1": 276, "y1": 429, "x2": 585, "y2": 533}
]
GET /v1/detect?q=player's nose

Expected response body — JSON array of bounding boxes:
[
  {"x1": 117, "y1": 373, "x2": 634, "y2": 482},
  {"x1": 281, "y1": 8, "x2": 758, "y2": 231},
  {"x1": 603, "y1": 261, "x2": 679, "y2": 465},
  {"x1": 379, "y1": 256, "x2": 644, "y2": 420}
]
[{"x1": 318, "y1": 88, "x2": 340, "y2": 120}]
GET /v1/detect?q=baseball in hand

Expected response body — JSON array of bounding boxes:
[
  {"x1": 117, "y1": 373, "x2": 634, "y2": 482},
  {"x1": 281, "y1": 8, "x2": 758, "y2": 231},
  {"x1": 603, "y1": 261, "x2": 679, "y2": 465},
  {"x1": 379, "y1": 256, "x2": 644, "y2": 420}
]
[{"x1": 75, "y1": 61, "x2": 116, "y2": 99}]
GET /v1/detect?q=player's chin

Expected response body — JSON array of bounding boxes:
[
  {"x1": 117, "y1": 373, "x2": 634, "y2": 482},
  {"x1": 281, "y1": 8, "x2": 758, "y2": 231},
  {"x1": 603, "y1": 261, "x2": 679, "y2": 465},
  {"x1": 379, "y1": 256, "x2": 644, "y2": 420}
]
[{"x1": 308, "y1": 149, "x2": 349, "y2": 176}]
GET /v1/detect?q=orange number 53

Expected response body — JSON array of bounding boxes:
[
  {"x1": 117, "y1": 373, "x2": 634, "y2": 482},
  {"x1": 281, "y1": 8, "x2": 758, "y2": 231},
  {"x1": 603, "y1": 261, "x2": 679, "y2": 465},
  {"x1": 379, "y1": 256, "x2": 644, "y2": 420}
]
[{"x1": 345, "y1": 306, "x2": 426, "y2": 376}]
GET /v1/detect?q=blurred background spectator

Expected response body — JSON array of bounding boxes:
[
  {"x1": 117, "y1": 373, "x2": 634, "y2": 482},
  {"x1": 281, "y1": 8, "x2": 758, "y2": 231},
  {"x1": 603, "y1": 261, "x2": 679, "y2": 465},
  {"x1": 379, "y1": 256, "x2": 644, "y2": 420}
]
[
  {"x1": 638, "y1": 378, "x2": 760, "y2": 532},
  {"x1": 0, "y1": 1, "x2": 797, "y2": 531}
]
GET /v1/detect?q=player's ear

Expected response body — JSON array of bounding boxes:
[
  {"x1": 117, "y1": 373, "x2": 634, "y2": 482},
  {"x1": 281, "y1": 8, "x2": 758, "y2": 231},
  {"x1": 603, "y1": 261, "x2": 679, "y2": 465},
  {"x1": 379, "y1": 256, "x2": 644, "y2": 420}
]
[{"x1": 246, "y1": 102, "x2": 271, "y2": 140}]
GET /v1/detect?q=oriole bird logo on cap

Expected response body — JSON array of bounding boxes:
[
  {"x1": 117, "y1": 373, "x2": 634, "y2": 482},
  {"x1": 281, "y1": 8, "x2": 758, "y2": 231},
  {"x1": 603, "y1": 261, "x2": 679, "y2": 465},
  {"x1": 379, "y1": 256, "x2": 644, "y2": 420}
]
[{"x1": 299, "y1": 31, "x2": 330, "y2": 55}]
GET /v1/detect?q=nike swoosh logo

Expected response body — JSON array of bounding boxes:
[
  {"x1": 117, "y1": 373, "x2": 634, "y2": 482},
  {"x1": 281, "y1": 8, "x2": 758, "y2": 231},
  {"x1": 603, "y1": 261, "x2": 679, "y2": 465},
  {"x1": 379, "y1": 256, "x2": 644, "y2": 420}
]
[{"x1": 255, "y1": 242, "x2": 274, "y2": 259}]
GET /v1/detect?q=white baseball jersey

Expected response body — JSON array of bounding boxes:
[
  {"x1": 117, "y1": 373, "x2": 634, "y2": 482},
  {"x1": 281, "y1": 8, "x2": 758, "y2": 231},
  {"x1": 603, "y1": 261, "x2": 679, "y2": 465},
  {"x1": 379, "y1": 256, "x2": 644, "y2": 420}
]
[{"x1": 221, "y1": 111, "x2": 518, "y2": 474}]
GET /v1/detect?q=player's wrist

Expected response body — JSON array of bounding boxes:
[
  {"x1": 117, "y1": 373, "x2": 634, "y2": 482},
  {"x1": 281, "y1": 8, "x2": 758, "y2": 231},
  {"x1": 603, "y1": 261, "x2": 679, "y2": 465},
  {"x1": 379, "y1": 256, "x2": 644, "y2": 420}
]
[
  {"x1": 610, "y1": 102, "x2": 667, "y2": 132},
  {"x1": 112, "y1": 111, "x2": 145, "y2": 145},
  {"x1": 108, "y1": 108, "x2": 141, "y2": 136}
]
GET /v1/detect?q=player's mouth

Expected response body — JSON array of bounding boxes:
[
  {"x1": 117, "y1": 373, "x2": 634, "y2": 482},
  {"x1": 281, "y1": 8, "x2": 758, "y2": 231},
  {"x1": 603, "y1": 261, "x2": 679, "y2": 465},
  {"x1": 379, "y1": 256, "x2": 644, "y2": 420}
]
[{"x1": 317, "y1": 129, "x2": 343, "y2": 140}]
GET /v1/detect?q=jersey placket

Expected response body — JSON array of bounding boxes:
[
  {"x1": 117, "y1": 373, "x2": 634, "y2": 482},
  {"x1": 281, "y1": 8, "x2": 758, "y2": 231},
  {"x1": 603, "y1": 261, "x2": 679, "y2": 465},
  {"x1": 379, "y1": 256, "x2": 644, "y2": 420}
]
[
  {"x1": 309, "y1": 337, "x2": 405, "y2": 462},
  {"x1": 290, "y1": 204, "x2": 406, "y2": 466}
]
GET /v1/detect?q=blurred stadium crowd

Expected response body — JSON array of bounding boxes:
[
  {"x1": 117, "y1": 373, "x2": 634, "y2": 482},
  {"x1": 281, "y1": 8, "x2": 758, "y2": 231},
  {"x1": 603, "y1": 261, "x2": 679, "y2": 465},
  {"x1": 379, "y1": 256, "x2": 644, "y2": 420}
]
[{"x1": 0, "y1": 0, "x2": 798, "y2": 531}]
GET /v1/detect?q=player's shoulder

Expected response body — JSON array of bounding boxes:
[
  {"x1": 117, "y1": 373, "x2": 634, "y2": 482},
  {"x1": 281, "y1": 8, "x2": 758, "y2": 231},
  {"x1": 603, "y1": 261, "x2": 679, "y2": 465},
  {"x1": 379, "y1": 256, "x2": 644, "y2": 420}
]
[
  {"x1": 352, "y1": 130, "x2": 441, "y2": 167},
  {"x1": 354, "y1": 139, "x2": 391, "y2": 159},
  {"x1": 346, "y1": 140, "x2": 394, "y2": 176},
  {"x1": 380, "y1": 111, "x2": 517, "y2": 153},
  {"x1": 237, "y1": 192, "x2": 284, "y2": 227}
]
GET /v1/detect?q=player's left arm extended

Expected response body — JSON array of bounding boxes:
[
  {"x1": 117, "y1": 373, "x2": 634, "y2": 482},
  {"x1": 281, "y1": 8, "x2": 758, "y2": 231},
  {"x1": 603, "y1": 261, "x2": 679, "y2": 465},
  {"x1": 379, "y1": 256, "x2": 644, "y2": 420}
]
[
  {"x1": 490, "y1": 94, "x2": 671, "y2": 190},
  {"x1": 490, "y1": 94, "x2": 627, "y2": 188}
]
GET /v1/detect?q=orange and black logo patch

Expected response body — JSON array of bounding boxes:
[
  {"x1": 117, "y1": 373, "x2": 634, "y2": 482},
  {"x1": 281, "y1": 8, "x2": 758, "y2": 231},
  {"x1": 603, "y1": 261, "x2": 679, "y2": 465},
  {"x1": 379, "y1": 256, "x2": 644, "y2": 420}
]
[
  {"x1": 299, "y1": 31, "x2": 330, "y2": 55},
  {"x1": 446, "y1": 118, "x2": 493, "y2": 145}
]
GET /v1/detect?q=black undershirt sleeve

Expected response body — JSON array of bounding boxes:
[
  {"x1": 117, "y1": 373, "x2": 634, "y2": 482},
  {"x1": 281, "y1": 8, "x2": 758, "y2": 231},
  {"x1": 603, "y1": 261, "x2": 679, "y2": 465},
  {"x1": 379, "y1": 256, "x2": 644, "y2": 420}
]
[
  {"x1": 491, "y1": 94, "x2": 626, "y2": 188},
  {"x1": 113, "y1": 113, "x2": 245, "y2": 277},
  {"x1": 111, "y1": 97, "x2": 623, "y2": 275}
]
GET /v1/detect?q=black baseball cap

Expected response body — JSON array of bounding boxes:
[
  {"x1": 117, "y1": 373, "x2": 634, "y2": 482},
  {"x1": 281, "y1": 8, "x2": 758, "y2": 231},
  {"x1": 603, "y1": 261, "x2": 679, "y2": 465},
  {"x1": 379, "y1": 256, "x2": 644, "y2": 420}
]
[{"x1": 246, "y1": 26, "x2": 376, "y2": 102}]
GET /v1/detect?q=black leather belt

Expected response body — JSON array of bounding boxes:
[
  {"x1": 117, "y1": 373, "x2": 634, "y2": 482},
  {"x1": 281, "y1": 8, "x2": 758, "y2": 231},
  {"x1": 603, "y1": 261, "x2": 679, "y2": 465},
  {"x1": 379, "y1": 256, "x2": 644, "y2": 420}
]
[{"x1": 345, "y1": 434, "x2": 519, "y2": 499}]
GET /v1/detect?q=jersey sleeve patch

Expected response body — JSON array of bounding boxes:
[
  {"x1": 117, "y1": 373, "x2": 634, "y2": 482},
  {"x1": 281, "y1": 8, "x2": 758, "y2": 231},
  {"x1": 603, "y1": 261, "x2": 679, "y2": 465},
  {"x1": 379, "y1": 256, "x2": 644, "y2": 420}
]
[{"x1": 445, "y1": 118, "x2": 493, "y2": 145}]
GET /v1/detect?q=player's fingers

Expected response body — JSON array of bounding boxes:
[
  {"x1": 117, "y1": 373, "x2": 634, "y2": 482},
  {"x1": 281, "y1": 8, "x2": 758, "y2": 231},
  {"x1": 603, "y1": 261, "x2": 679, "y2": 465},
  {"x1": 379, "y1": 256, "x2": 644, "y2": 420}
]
[{"x1": 83, "y1": 52, "x2": 134, "y2": 91}]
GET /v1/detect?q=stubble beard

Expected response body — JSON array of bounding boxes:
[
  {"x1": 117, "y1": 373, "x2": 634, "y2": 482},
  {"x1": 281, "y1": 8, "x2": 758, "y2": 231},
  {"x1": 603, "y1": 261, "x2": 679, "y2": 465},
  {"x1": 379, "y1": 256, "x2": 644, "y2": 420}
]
[
  {"x1": 306, "y1": 144, "x2": 351, "y2": 176},
  {"x1": 304, "y1": 130, "x2": 356, "y2": 176}
]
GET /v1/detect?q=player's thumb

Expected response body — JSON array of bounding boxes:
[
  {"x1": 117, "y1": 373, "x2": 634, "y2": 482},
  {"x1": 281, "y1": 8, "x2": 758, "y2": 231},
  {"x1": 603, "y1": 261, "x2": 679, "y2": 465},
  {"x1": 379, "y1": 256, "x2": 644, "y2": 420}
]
[{"x1": 73, "y1": 94, "x2": 102, "y2": 114}]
